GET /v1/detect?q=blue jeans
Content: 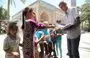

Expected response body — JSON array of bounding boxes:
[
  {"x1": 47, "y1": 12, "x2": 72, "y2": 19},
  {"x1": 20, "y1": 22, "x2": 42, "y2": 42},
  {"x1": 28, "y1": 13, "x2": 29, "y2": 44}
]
[{"x1": 55, "y1": 39, "x2": 62, "y2": 57}]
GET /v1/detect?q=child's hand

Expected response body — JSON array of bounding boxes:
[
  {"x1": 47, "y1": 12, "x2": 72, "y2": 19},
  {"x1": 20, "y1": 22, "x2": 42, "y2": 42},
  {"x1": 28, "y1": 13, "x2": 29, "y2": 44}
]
[
  {"x1": 12, "y1": 52, "x2": 19, "y2": 58},
  {"x1": 40, "y1": 35, "x2": 45, "y2": 41},
  {"x1": 55, "y1": 27, "x2": 62, "y2": 30},
  {"x1": 50, "y1": 25, "x2": 55, "y2": 28},
  {"x1": 57, "y1": 34, "x2": 62, "y2": 36},
  {"x1": 46, "y1": 25, "x2": 55, "y2": 28},
  {"x1": 6, "y1": 52, "x2": 13, "y2": 56},
  {"x1": 19, "y1": 43, "x2": 23, "y2": 47},
  {"x1": 43, "y1": 35, "x2": 49, "y2": 41},
  {"x1": 12, "y1": 52, "x2": 19, "y2": 56}
]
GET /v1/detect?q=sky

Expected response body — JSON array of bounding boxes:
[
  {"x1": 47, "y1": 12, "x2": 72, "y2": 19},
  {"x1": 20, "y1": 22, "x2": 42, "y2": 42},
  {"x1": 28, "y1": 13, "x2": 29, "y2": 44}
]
[{"x1": 0, "y1": 0, "x2": 85, "y2": 17}]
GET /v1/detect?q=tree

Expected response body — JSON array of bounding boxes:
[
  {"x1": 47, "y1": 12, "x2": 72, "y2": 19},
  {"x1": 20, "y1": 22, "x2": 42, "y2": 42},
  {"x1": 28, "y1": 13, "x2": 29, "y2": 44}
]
[
  {"x1": 0, "y1": 7, "x2": 8, "y2": 20},
  {"x1": 0, "y1": 7, "x2": 8, "y2": 34},
  {"x1": 7, "y1": 0, "x2": 26, "y2": 19},
  {"x1": 80, "y1": 3, "x2": 90, "y2": 31},
  {"x1": 85, "y1": 0, "x2": 90, "y2": 4}
]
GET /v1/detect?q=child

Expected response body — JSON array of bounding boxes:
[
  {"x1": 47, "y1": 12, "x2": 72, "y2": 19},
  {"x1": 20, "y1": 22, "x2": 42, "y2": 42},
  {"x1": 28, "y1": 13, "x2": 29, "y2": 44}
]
[
  {"x1": 42, "y1": 21, "x2": 53, "y2": 58},
  {"x1": 22, "y1": 8, "x2": 55, "y2": 58},
  {"x1": 55, "y1": 29, "x2": 63, "y2": 58},
  {"x1": 34, "y1": 30, "x2": 44, "y2": 58},
  {"x1": 50, "y1": 29, "x2": 57, "y2": 58},
  {"x1": 3, "y1": 22, "x2": 20, "y2": 58},
  {"x1": 55, "y1": 20, "x2": 63, "y2": 58}
]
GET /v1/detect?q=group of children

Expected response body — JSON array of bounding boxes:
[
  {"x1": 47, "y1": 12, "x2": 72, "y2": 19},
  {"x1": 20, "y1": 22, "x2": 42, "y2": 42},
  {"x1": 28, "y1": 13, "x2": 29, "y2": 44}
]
[
  {"x1": 34, "y1": 21, "x2": 63, "y2": 58},
  {"x1": 3, "y1": 7, "x2": 63, "y2": 58},
  {"x1": 3, "y1": 21, "x2": 63, "y2": 58}
]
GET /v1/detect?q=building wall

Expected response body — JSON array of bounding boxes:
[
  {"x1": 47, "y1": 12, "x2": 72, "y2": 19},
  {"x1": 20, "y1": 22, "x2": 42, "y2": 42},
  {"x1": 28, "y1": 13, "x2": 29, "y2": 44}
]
[
  {"x1": 12, "y1": 1, "x2": 64, "y2": 24},
  {"x1": 12, "y1": 11, "x2": 22, "y2": 21}
]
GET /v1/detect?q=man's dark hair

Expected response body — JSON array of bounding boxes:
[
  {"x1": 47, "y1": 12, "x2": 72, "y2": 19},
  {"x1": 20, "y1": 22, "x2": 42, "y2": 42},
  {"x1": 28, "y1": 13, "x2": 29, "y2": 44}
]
[{"x1": 59, "y1": 1, "x2": 67, "y2": 7}]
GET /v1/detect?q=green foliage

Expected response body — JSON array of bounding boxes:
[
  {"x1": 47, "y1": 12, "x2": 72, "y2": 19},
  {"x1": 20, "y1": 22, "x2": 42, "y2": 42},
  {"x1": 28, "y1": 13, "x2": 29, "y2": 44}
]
[
  {"x1": 80, "y1": 3, "x2": 90, "y2": 32},
  {"x1": 0, "y1": 7, "x2": 8, "y2": 34},
  {"x1": 7, "y1": 0, "x2": 26, "y2": 19},
  {"x1": 0, "y1": 7, "x2": 8, "y2": 20}
]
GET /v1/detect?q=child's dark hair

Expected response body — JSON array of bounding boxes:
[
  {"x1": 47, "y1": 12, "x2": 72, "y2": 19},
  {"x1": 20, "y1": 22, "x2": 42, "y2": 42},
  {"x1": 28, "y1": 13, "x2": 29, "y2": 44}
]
[
  {"x1": 22, "y1": 7, "x2": 29, "y2": 29},
  {"x1": 8, "y1": 22, "x2": 18, "y2": 35},
  {"x1": 29, "y1": 8, "x2": 33, "y2": 13},
  {"x1": 22, "y1": 7, "x2": 33, "y2": 29},
  {"x1": 56, "y1": 20, "x2": 61, "y2": 23}
]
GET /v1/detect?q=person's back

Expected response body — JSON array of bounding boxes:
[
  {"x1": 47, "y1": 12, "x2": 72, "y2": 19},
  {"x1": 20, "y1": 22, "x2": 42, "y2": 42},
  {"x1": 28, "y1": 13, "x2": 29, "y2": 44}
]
[
  {"x1": 42, "y1": 29, "x2": 52, "y2": 42},
  {"x1": 34, "y1": 30, "x2": 44, "y2": 43},
  {"x1": 34, "y1": 30, "x2": 44, "y2": 58},
  {"x1": 35, "y1": 31, "x2": 44, "y2": 39}
]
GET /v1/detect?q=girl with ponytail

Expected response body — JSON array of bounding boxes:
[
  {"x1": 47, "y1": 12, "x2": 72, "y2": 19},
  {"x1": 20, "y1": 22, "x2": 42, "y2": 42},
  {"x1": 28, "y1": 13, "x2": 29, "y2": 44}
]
[{"x1": 22, "y1": 7, "x2": 55, "y2": 58}]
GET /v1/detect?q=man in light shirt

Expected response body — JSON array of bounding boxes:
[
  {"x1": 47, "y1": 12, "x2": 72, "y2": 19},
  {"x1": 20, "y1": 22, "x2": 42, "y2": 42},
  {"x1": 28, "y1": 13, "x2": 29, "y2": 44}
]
[{"x1": 58, "y1": 1, "x2": 81, "y2": 58}]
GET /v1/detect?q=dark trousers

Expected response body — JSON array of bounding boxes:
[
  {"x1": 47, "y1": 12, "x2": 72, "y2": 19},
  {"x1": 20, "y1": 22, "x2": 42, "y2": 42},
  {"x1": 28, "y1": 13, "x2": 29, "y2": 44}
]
[
  {"x1": 67, "y1": 36, "x2": 80, "y2": 58},
  {"x1": 48, "y1": 42, "x2": 53, "y2": 55},
  {"x1": 52, "y1": 42, "x2": 57, "y2": 57},
  {"x1": 39, "y1": 42, "x2": 49, "y2": 58},
  {"x1": 39, "y1": 43, "x2": 44, "y2": 58}
]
